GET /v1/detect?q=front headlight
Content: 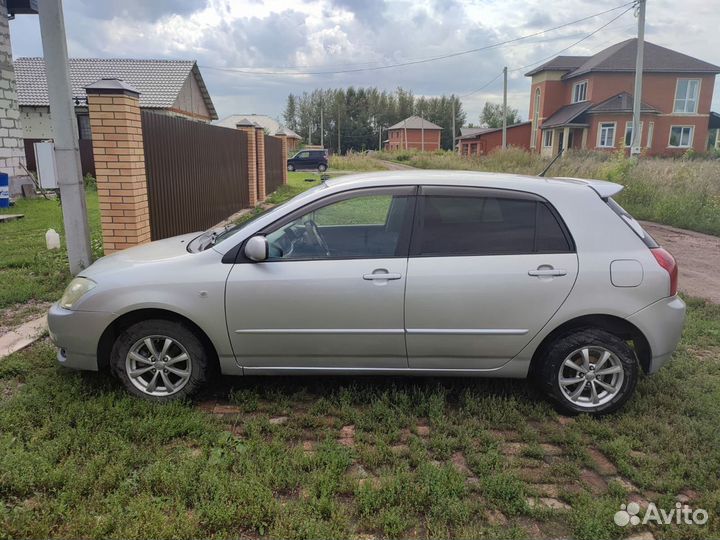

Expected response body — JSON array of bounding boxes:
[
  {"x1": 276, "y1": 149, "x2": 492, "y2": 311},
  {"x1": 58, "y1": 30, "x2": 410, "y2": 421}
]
[{"x1": 59, "y1": 277, "x2": 96, "y2": 309}]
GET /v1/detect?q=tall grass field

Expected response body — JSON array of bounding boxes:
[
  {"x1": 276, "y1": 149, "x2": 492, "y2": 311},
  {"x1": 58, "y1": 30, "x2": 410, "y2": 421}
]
[{"x1": 378, "y1": 148, "x2": 720, "y2": 236}]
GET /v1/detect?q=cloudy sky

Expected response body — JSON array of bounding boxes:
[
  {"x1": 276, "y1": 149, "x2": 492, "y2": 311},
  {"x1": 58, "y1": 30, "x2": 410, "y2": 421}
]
[{"x1": 8, "y1": 0, "x2": 720, "y2": 124}]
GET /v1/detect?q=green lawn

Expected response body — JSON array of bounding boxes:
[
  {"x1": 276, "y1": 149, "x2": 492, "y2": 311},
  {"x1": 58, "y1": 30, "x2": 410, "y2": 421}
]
[
  {"x1": 0, "y1": 298, "x2": 718, "y2": 539},
  {"x1": 0, "y1": 191, "x2": 102, "y2": 313}
]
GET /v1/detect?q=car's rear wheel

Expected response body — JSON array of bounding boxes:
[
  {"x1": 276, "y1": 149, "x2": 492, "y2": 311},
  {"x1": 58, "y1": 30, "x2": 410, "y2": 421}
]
[
  {"x1": 318, "y1": 164, "x2": 327, "y2": 172},
  {"x1": 538, "y1": 328, "x2": 638, "y2": 415},
  {"x1": 287, "y1": 164, "x2": 295, "y2": 172},
  {"x1": 111, "y1": 319, "x2": 208, "y2": 401}
]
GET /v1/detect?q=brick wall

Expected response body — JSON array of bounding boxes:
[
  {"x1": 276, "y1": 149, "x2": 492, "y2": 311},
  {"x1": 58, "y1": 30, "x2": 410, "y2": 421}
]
[
  {"x1": 86, "y1": 82, "x2": 150, "y2": 253},
  {"x1": 0, "y1": 0, "x2": 26, "y2": 178}
]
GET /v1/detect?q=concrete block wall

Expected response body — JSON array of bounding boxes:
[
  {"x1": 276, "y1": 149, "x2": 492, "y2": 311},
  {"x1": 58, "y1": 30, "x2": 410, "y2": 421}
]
[{"x1": 0, "y1": 0, "x2": 27, "y2": 179}]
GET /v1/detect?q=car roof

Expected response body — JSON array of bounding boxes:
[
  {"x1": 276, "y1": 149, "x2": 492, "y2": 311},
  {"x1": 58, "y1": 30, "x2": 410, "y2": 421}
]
[{"x1": 323, "y1": 170, "x2": 622, "y2": 198}]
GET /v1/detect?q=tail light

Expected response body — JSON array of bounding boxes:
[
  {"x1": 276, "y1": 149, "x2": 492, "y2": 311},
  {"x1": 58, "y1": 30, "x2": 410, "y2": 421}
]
[{"x1": 651, "y1": 247, "x2": 678, "y2": 296}]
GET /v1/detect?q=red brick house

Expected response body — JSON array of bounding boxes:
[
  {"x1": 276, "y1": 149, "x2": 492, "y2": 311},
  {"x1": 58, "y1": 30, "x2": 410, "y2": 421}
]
[
  {"x1": 385, "y1": 116, "x2": 442, "y2": 151},
  {"x1": 526, "y1": 39, "x2": 720, "y2": 156},
  {"x1": 457, "y1": 122, "x2": 531, "y2": 156}
]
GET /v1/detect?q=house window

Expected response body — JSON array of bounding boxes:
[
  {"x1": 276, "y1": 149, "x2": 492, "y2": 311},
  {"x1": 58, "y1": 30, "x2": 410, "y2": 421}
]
[
  {"x1": 542, "y1": 130, "x2": 553, "y2": 147},
  {"x1": 77, "y1": 114, "x2": 92, "y2": 140},
  {"x1": 673, "y1": 79, "x2": 700, "y2": 114},
  {"x1": 572, "y1": 80, "x2": 588, "y2": 103},
  {"x1": 668, "y1": 126, "x2": 694, "y2": 148},
  {"x1": 597, "y1": 122, "x2": 616, "y2": 148},
  {"x1": 531, "y1": 88, "x2": 541, "y2": 148},
  {"x1": 624, "y1": 121, "x2": 643, "y2": 147}
]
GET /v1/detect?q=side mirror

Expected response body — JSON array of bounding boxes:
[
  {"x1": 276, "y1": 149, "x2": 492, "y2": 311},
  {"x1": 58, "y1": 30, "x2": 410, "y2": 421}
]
[{"x1": 244, "y1": 236, "x2": 268, "y2": 262}]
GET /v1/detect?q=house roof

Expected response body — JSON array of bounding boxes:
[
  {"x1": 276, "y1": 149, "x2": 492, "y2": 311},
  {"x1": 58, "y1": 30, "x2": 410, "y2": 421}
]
[
  {"x1": 459, "y1": 127, "x2": 493, "y2": 138},
  {"x1": 457, "y1": 122, "x2": 531, "y2": 140},
  {"x1": 587, "y1": 92, "x2": 660, "y2": 114},
  {"x1": 14, "y1": 57, "x2": 217, "y2": 119},
  {"x1": 525, "y1": 55, "x2": 589, "y2": 76},
  {"x1": 541, "y1": 102, "x2": 594, "y2": 129},
  {"x1": 388, "y1": 115, "x2": 442, "y2": 130},
  {"x1": 542, "y1": 92, "x2": 660, "y2": 129},
  {"x1": 526, "y1": 39, "x2": 720, "y2": 79},
  {"x1": 215, "y1": 114, "x2": 301, "y2": 139}
]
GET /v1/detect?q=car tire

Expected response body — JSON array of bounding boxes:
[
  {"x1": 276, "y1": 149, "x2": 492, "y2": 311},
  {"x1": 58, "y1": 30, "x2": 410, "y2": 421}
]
[
  {"x1": 111, "y1": 318, "x2": 208, "y2": 401},
  {"x1": 287, "y1": 164, "x2": 295, "y2": 172},
  {"x1": 537, "y1": 328, "x2": 638, "y2": 416},
  {"x1": 318, "y1": 164, "x2": 327, "y2": 172}
]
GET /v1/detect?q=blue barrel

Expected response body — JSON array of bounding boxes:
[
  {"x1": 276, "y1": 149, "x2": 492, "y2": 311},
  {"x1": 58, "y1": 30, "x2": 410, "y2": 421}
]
[{"x1": 0, "y1": 173, "x2": 8, "y2": 208}]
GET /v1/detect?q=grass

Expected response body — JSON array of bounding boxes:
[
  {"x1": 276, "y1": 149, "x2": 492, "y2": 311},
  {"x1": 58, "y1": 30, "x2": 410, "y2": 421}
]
[
  {"x1": 378, "y1": 148, "x2": 720, "y2": 236},
  {"x1": 329, "y1": 153, "x2": 388, "y2": 172},
  {"x1": 0, "y1": 191, "x2": 102, "y2": 313},
  {"x1": 0, "y1": 297, "x2": 718, "y2": 539}
]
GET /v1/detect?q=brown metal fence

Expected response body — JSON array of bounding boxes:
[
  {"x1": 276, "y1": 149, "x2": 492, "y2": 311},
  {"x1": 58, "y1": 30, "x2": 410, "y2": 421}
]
[
  {"x1": 142, "y1": 111, "x2": 249, "y2": 240},
  {"x1": 264, "y1": 134, "x2": 284, "y2": 195}
]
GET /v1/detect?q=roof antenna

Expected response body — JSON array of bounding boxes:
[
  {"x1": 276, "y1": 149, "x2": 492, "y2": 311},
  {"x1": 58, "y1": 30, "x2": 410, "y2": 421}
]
[{"x1": 538, "y1": 147, "x2": 564, "y2": 177}]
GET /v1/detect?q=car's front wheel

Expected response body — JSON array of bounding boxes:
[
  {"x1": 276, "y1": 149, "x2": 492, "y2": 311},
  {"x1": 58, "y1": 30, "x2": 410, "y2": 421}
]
[
  {"x1": 111, "y1": 319, "x2": 208, "y2": 401},
  {"x1": 287, "y1": 164, "x2": 295, "y2": 172},
  {"x1": 318, "y1": 164, "x2": 327, "y2": 172},
  {"x1": 538, "y1": 328, "x2": 638, "y2": 415}
]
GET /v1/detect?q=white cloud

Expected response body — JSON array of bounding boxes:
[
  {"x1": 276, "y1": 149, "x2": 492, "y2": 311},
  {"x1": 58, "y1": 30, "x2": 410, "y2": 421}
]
[{"x1": 8, "y1": 0, "x2": 720, "y2": 124}]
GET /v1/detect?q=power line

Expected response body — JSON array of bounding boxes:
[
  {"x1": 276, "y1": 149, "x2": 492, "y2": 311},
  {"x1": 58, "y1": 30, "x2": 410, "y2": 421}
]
[
  {"x1": 460, "y1": 71, "x2": 505, "y2": 98},
  {"x1": 200, "y1": 2, "x2": 635, "y2": 76},
  {"x1": 510, "y1": 4, "x2": 636, "y2": 73}
]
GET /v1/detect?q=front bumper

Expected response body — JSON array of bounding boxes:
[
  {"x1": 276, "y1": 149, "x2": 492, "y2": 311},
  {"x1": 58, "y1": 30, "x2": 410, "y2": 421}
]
[
  {"x1": 628, "y1": 295, "x2": 686, "y2": 374},
  {"x1": 47, "y1": 303, "x2": 115, "y2": 371}
]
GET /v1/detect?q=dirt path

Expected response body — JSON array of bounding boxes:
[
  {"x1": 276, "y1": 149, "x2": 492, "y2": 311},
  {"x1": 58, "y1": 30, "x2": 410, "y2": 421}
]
[
  {"x1": 641, "y1": 221, "x2": 720, "y2": 304},
  {"x1": 374, "y1": 159, "x2": 415, "y2": 170}
]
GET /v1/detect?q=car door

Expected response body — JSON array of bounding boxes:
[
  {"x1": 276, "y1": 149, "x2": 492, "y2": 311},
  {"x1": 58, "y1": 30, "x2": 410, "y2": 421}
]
[
  {"x1": 225, "y1": 186, "x2": 416, "y2": 370},
  {"x1": 404, "y1": 186, "x2": 578, "y2": 370}
]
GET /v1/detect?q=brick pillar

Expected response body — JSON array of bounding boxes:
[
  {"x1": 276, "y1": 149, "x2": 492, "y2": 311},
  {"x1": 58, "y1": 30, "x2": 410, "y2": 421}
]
[
  {"x1": 276, "y1": 128, "x2": 289, "y2": 185},
  {"x1": 236, "y1": 118, "x2": 257, "y2": 206},
  {"x1": 86, "y1": 79, "x2": 150, "y2": 253},
  {"x1": 254, "y1": 123, "x2": 266, "y2": 201}
]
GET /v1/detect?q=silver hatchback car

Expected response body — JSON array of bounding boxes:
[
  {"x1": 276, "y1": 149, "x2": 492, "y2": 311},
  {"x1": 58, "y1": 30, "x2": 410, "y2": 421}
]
[{"x1": 48, "y1": 171, "x2": 685, "y2": 414}]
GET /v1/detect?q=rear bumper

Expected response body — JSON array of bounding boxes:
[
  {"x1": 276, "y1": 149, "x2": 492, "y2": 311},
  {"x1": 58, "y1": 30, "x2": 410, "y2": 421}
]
[
  {"x1": 47, "y1": 303, "x2": 114, "y2": 371},
  {"x1": 628, "y1": 295, "x2": 686, "y2": 374}
]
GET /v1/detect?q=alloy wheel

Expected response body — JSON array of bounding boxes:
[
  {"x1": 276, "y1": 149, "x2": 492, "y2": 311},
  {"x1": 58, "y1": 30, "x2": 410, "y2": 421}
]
[
  {"x1": 125, "y1": 335, "x2": 192, "y2": 396},
  {"x1": 557, "y1": 346, "x2": 625, "y2": 408}
]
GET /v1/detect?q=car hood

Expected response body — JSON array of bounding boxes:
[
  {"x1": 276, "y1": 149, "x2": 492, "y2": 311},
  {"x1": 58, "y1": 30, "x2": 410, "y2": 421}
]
[{"x1": 81, "y1": 233, "x2": 199, "y2": 278}]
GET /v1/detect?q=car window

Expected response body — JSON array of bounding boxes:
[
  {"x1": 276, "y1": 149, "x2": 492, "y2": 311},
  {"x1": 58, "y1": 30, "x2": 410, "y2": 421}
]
[
  {"x1": 417, "y1": 195, "x2": 572, "y2": 256},
  {"x1": 606, "y1": 197, "x2": 658, "y2": 248},
  {"x1": 297, "y1": 151, "x2": 310, "y2": 159},
  {"x1": 265, "y1": 193, "x2": 411, "y2": 260}
]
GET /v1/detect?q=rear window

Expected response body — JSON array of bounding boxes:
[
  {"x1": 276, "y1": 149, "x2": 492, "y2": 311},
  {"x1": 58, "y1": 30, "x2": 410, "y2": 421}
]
[
  {"x1": 606, "y1": 198, "x2": 658, "y2": 248},
  {"x1": 417, "y1": 195, "x2": 573, "y2": 256}
]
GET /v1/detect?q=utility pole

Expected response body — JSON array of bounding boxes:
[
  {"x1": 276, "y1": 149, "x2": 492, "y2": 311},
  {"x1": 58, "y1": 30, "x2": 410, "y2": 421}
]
[
  {"x1": 378, "y1": 126, "x2": 382, "y2": 151},
  {"x1": 630, "y1": 0, "x2": 646, "y2": 156},
  {"x1": 452, "y1": 99, "x2": 456, "y2": 153},
  {"x1": 404, "y1": 120, "x2": 408, "y2": 151},
  {"x1": 421, "y1": 116, "x2": 425, "y2": 152},
  {"x1": 38, "y1": 0, "x2": 91, "y2": 274},
  {"x1": 337, "y1": 115, "x2": 341, "y2": 155},
  {"x1": 320, "y1": 102, "x2": 324, "y2": 148},
  {"x1": 502, "y1": 66, "x2": 508, "y2": 150}
]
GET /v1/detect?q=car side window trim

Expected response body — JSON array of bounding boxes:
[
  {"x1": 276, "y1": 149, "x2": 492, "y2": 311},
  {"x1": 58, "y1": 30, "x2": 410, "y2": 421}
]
[
  {"x1": 409, "y1": 185, "x2": 575, "y2": 258},
  {"x1": 230, "y1": 185, "x2": 419, "y2": 264}
]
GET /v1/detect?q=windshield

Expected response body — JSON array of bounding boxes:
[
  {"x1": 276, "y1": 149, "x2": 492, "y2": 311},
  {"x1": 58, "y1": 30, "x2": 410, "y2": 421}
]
[{"x1": 186, "y1": 183, "x2": 329, "y2": 252}]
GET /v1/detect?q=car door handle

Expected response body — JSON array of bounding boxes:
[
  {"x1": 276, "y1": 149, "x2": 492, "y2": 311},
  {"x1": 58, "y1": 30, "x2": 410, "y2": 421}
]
[
  {"x1": 528, "y1": 268, "x2": 567, "y2": 277},
  {"x1": 363, "y1": 271, "x2": 402, "y2": 280}
]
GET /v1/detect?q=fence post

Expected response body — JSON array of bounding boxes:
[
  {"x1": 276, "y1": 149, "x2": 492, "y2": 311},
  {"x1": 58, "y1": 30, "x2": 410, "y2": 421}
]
[
  {"x1": 254, "y1": 123, "x2": 266, "y2": 201},
  {"x1": 276, "y1": 128, "x2": 289, "y2": 185},
  {"x1": 236, "y1": 118, "x2": 257, "y2": 207},
  {"x1": 85, "y1": 78, "x2": 150, "y2": 253}
]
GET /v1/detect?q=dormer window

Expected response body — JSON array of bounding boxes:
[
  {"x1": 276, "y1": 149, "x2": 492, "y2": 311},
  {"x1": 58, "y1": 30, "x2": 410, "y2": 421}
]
[{"x1": 572, "y1": 80, "x2": 588, "y2": 103}]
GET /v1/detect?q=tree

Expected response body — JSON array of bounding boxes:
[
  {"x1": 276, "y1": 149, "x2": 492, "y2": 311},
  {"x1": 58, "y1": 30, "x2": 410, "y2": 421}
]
[
  {"x1": 283, "y1": 94, "x2": 297, "y2": 131},
  {"x1": 480, "y1": 102, "x2": 521, "y2": 129}
]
